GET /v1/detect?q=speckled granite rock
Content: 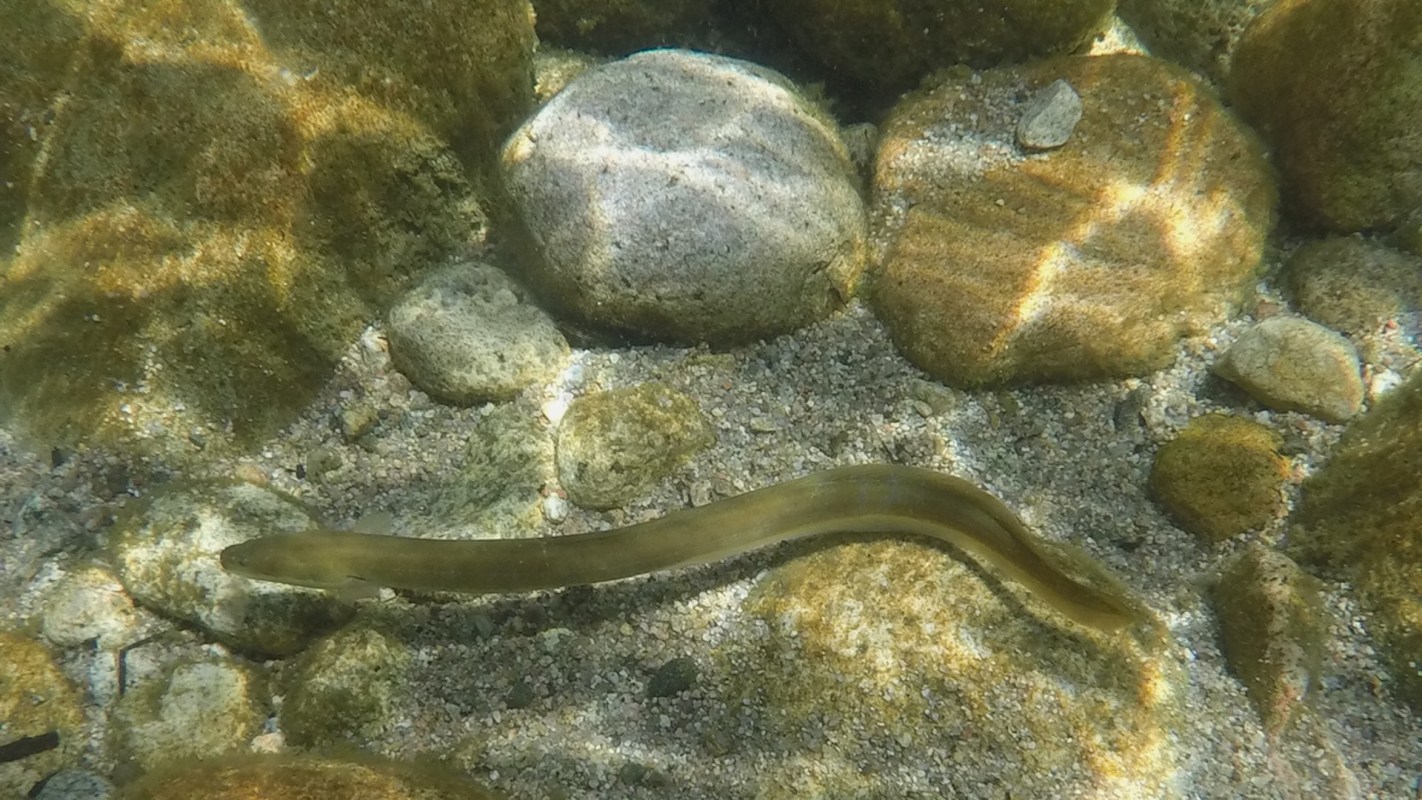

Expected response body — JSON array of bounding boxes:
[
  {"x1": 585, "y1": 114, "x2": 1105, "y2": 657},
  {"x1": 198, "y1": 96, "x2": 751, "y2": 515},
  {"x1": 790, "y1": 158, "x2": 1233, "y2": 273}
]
[
  {"x1": 870, "y1": 54, "x2": 1275, "y2": 387},
  {"x1": 1212, "y1": 544, "x2": 1328, "y2": 736},
  {"x1": 1287, "y1": 369, "x2": 1422, "y2": 711},
  {"x1": 117, "y1": 752, "x2": 501, "y2": 800},
  {"x1": 0, "y1": 0, "x2": 532, "y2": 461},
  {"x1": 1149, "y1": 414, "x2": 1289, "y2": 543},
  {"x1": 109, "y1": 659, "x2": 267, "y2": 772},
  {"x1": 556, "y1": 382, "x2": 714, "y2": 509},
  {"x1": 110, "y1": 481, "x2": 354, "y2": 656},
  {"x1": 1117, "y1": 0, "x2": 1277, "y2": 84},
  {"x1": 387, "y1": 262, "x2": 569, "y2": 405},
  {"x1": 766, "y1": 0, "x2": 1114, "y2": 92},
  {"x1": 1229, "y1": 0, "x2": 1422, "y2": 232},
  {"x1": 1283, "y1": 237, "x2": 1422, "y2": 365},
  {"x1": 40, "y1": 565, "x2": 142, "y2": 649},
  {"x1": 1213, "y1": 316, "x2": 1364, "y2": 422},
  {"x1": 0, "y1": 633, "x2": 85, "y2": 797},
  {"x1": 501, "y1": 49, "x2": 866, "y2": 345}
]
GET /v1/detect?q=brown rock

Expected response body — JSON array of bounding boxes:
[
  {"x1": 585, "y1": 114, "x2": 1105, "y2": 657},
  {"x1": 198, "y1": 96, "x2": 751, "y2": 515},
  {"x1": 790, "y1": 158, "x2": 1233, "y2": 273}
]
[{"x1": 870, "y1": 54, "x2": 1275, "y2": 387}]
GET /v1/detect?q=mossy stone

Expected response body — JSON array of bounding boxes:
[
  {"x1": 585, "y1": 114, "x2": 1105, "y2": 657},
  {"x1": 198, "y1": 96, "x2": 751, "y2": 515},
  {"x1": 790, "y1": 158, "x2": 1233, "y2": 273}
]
[
  {"x1": 1283, "y1": 237, "x2": 1422, "y2": 363},
  {"x1": 1149, "y1": 414, "x2": 1289, "y2": 543},
  {"x1": 0, "y1": 633, "x2": 85, "y2": 797},
  {"x1": 1229, "y1": 0, "x2": 1422, "y2": 231},
  {"x1": 767, "y1": 0, "x2": 1114, "y2": 93},
  {"x1": 1287, "y1": 370, "x2": 1422, "y2": 711},
  {"x1": 117, "y1": 752, "x2": 502, "y2": 800},
  {"x1": 280, "y1": 626, "x2": 413, "y2": 748},
  {"x1": 532, "y1": 0, "x2": 713, "y2": 53},
  {"x1": 871, "y1": 55, "x2": 1275, "y2": 387},
  {"x1": 555, "y1": 382, "x2": 714, "y2": 510},
  {"x1": 1211, "y1": 545, "x2": 1328, "y2": 736},
  {"x1": 0, "y1": 0, "x2": 532, "y2": 462}
]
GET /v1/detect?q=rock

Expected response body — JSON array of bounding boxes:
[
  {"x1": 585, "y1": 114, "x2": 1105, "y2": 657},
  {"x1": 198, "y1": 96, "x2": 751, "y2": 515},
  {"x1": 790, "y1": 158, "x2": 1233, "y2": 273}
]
[
  {"x1": 386, "y1": 262, "x2": 570, "y2": 405},
  {"x1": 1213, "y1": 316, "x2": 1364, "y2": 422},
  {"x1": 501, "y1": 48, "x2": 866, "y2": 344},
  {"x1": 117, "y1": 752, "x2": 500, "y2": 800},
  {"x1": 0, "y1": 0, "x2": 533, "y2": 461},
  {"x1": 1116, "y1": 0, "x2": 1276, "y2": 85},
  {"x1": 555, "y1": 382, "x2": 714, "y2": 509},
  {"x1": 40, "y1": 565, "x2": 142, "y2": 649},
  {"x1": 871, "y1": 54, "x2": 1275, "y2": 387},
  {"x1": 280, "y1": 627, "x2": 412, "y2": 748},
  {"x1": 1229, "y1": 0, "x2": 1422, "y2": 231},
  {"x1": 109, "y1": 659, "x2": 267, "y2": 772},
  {"x1": 1015, "y1": 79, "x2": 1083, "y2": 151},
  {"x1": 765, "y1": 0, "x2": 1114, "y2": 92},
  {"x1": 30, "y1": 769, "x2": 116, "y2": 800},
  {"x1": 1287, "y1": 369, "x2": 1422, "y2": 711},
  {"x1": 728, "y1": 539, "x2": 1183, "y2": 797},
  {"x1": 1211, "y1": 545, "x2": 1328, "y2": 737},
  {"x1": 1283, "y1": 237, "x2": 1422, "y2": 364},
  {"x1": 110, "y1": 481, "x2": 355, "y2": 656},
  {"x1": 531, "y1": 0, "x2": 712, "y2": 53},
  {"x1": 0, "y1": 634, "x2": 85, "y2": 798},
  {"x1": 430, "y1": 402, "x2": 554, "y2": 530},
  {"x1": 1149, "y1": 414, "x2": 1289, "y2": 543}
]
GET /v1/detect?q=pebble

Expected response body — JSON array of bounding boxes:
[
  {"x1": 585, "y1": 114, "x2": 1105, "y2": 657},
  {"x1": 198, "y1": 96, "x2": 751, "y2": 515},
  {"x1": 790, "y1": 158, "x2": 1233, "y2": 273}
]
[{"x1": 1213, "y1": 316, "x2": 1365, "y2": 422}]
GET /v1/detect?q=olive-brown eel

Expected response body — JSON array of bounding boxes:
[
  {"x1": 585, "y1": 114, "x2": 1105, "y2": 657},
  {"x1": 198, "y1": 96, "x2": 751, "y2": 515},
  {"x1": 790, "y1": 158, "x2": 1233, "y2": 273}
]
[{"x1": 220, "y1": 464, "x2": 1142, "y2": 631}]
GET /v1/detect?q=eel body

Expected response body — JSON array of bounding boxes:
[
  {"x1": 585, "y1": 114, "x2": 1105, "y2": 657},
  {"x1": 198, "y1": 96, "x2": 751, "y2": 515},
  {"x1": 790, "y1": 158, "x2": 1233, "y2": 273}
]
[{"x1": 220, "y1": 464, "x2": 1142, "y2": 631}]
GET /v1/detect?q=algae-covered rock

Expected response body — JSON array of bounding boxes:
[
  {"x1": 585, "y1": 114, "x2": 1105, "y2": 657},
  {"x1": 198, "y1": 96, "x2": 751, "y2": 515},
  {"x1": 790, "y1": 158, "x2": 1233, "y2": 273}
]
[
  {"x1": 556, "y1": 382, "x2": 714, "y2": 509},
  {"x1": 1211, "y1": 545, "x2": 1329, "y2": 736},
  {"x1": 1287, "y1": 369, "x2": 1422, "y2": 710},
  {"x1": 118, "y1": 752, "x2": 502, "y2": 800},
  {"x1": 767, "y1": 0, "x2": 1114, "y2": 93},
  {"x1": 1150, "y1": 414, "x2": 1289, "y2": 543},
  {"x1": 871, "y1": 54, "x2": 1275, "y2": 387},
  {"x1": 726, "y1": 540, "x2": 1180, "y2": 797},
  {"x1": 1228, "y1": 0, "x2": 1422, "y2": 232},
  {"x1": 109, "y1": 659, "x2": 267, "y2": 773},
  {"x1": 0, "y1": 633, "x2": 85, "y2": 798},
  {"x1": 386, "y1": 262, "x2": 570, "y2": 405},
  {"x1": 1117, "y1": 0, "x2": 1276, "y2": 85},
  {"x1": 280, "y1": 626, "x2": 413, "y2": 748},
  {"x1": 0, "y1": 0, "x2": 534, "y2": 461},
  {"x1": 532, "y1": 0, "x2": 712, "y2": 53},
  {"x1": 502, "y1": 49, "x2": 866, "y2": 345},
  {"x1": 110, "y1": 481, "x2": 355, "y2": 656},
  {"x1": 1283, "y1": 237, "x2": 1422, "y2": 365},
  {"x1": 1213, "y1": 316, "x2": 1365, "y2": 422}
]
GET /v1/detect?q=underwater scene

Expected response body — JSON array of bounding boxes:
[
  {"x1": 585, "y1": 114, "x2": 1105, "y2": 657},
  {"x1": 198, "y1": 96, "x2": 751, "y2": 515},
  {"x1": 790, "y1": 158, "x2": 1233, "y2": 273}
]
[{"x1": 1, "y1": 0, "x2": 1420, "y2": 798}]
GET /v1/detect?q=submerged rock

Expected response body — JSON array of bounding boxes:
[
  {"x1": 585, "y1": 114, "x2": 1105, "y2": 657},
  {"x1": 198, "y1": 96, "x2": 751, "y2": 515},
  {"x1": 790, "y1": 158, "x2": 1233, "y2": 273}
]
[
  {"x1": 502, "y1": 48, "x2": 866, "y2": 345},
  {"x1": 871, "y1": 54, "x2": 1275, "y2": 387},
  {"x1": 1149, "y1": 414, "x2": 1289, "y2": 543}
]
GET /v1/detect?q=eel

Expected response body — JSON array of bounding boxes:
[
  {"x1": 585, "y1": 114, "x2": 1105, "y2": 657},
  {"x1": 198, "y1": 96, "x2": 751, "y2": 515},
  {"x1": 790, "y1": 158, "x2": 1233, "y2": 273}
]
[{"x1": 220, "y1": 464, "x2": 1143, "y2": 631}]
